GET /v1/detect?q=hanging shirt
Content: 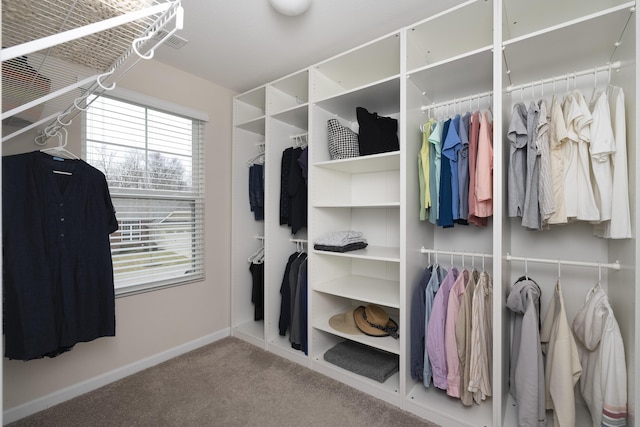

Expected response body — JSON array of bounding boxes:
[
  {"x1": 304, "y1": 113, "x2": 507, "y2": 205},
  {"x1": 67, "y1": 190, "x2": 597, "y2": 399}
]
[
  {"x1": 445, "y1": 268, "x2": 468, "y2": 397},
  {"x1": 423, "y1": 264, "x2": 448, "y2": 387},
  {"x1": 589, "y1": 90, "x2": 615, "y2": 223},
  {"x1": 468, "y1": 111, "x2": 487, "y2": 226},
  {"x1": 537, "y1": 100, "x2": 555, "y2": 227},
  {"x1": 428, "y1": 121, "x2": 443, "y2": 224},
  {"x1": 468, "y1": 270, "x2": 493, "y2": 404},
  {"x1": 457, "y1": 112, "x2": 471, "y2": 223},
  {"x1": 419, "y1": 119, "x2": 435, "y2": 220},
  {"x1": 573, "y1": 91, "x2": 600, "y2": 221},
  {"x1": 442, "y1": 114, "x2": 461, "y2": 221},
  {"x1": 548, "y1": 96, "x2": 569, "y2": 224},
  {"x1": 438, "y1": 119, "x2": 454, "y2": 228},
  {"x1": 508, "y1": 102, "x2": 528, "y2": 218},
  {"x1": 456, "y1": 269, "x2": 479, "y2": 406},
  {"x1": 411, "y1": 266, "x2": 432, "y2": 381},
  {"x1": 426, "y1": 266, "x2": 459, "y2": 390},
  {"x1": 594, "y1": 86, "x2": 631, "y2": 239},
  {"x1": 522, "y1": 101, "x2": 541, "y2": 229},
  {"x1": 562, "y1": 93, "x2": 581, "y2": 219},
  {"x1": 3, "y1": 151, "x2": 118, "y2": 361},
  {"x1": 475, "y1": 110, "x2": 493, "y2": 218}
]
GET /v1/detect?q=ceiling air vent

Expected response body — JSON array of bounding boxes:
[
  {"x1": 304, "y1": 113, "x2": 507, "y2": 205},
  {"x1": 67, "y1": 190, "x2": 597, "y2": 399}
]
[{"x1": 152, "y1": 30, "x2": 189, "y2": 49}]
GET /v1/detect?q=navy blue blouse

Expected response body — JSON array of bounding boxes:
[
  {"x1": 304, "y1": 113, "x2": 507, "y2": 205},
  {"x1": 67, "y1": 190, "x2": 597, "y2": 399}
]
[{"x1": 3, "y1": 151, "x2": 118, "y2": 360}]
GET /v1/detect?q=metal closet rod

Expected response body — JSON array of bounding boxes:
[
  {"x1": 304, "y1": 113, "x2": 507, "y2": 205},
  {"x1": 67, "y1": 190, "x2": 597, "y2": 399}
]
[
  {"x1": 420, "y1": 90, "x2": 493, "y2": 112},
  {"x1": 506, "y1": 60, "x2": 621, "y2": 94},
  {"x1": 289, "y1": 238, "x2": 308, "y2": 243},
  {"x1": 506, "y1": 253, "x2": 620, "y2": 271},
  {"x1": 419, "y1": 247, "x2": 492, "y2": 259}
]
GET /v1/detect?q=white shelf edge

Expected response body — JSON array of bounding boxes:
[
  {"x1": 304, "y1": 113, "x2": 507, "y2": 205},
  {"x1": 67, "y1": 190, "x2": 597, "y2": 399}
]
[
  {"x1": 313, "y1": 275, "x2": 400, "y2": 308},
  {"x1": 312, "y1": 245, "x2": 400, "y2": 262},
  {"x1": 313, "y1": 314, "x2": 400, "y2": 354},
  {"x1": 502, "y1": 2, "x2": 635, "y2": 47},
  {"x1": 407, "y1": 44, "x2": 493, "y2": 76},
  {"x1": 310, "y1": 74, "x2": 401, "y2": 105}
]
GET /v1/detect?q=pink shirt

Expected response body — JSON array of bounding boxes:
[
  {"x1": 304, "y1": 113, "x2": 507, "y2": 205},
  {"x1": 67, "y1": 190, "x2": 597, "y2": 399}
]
[
  {"x1": 445, "y1": 269, "x2": 469, "y2": 397},
  {"x1": 475, "y1": 110, "x2": 493, "y2": 218}
]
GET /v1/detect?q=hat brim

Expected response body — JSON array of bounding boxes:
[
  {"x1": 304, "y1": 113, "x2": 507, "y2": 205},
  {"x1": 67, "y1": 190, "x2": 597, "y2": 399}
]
[
  {"x1": 353, "y1": 306, "x2": 398, "y2": 337},
  {"x1": 328, "y1": 308, "x2": 362, "y2": 335}
]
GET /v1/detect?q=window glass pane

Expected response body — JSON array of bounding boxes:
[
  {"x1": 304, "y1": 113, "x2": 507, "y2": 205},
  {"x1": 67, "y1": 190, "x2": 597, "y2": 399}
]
[{"x1": 84, "y1": 94, "x2": 204, "y2": 294}]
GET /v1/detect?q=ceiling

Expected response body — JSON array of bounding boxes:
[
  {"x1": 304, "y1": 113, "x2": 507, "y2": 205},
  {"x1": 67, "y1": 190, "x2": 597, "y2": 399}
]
[{"x1": 152, "y1": 0, "x2": 466, "y2": 94}]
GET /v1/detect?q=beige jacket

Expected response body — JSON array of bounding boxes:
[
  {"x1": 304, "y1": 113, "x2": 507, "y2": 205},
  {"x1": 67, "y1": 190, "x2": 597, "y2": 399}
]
[{"x1": 540, "y1": 281, "x2": 582, "y2": 427}]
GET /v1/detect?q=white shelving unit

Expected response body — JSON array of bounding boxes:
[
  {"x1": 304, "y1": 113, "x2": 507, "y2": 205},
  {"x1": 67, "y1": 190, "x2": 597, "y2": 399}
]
[{"x1": 231, "y1": 0, "x2": 638, "y2": 425}]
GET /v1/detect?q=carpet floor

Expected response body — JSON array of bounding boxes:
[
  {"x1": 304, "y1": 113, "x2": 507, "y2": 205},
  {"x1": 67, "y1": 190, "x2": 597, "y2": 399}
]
[{"x1": 8, "y1": 337, "x2": 438, "y2": 427}]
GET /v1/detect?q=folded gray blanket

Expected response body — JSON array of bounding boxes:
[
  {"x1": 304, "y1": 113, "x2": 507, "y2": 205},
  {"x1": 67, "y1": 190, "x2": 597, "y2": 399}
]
[
  {"x1": 313, "y1": 230, "x2": 367, "y2": 247},
  {"x1": 314, "y1": 242, "x2": 368, "y2": 253},
  {"x1": 323, "y1": 340, "x2": 399, "y2": 383}
]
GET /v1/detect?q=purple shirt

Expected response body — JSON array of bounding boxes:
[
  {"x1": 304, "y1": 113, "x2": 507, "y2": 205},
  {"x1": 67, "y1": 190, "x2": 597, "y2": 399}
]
[{"x1": 426, "y1": 266, "x2": 459, "y2": 390}]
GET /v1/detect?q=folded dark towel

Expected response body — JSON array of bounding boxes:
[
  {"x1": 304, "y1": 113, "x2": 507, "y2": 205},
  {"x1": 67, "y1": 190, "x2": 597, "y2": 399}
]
[
  {"x1": 313, "y1": 242, "x2": 368, "y2": 253},
  {"x1": 323, "y1": 340, "x2": 399, "y2": 383}
]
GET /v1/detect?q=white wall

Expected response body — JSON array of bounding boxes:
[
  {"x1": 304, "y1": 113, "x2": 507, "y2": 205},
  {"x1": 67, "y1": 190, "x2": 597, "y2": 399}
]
[{"x1": 2, "y1": 59, "x2": 236, "y2": 421}]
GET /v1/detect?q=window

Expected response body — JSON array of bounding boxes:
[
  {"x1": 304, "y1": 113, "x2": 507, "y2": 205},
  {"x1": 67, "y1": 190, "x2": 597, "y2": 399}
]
[{"x1": 84, "y1": 94, "x2": 205, "y2": 295}]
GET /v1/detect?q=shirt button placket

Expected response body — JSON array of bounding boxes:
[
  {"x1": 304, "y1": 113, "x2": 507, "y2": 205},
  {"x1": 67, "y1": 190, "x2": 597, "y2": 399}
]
[{"x1": 59, "y1": 202, "x2": 66, "y2": 239}]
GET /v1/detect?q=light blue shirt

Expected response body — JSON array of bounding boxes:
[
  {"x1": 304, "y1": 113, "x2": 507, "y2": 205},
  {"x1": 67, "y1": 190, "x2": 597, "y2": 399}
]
[{"x1": 423, "y1": 264, "x2": 448, "y2": 387}]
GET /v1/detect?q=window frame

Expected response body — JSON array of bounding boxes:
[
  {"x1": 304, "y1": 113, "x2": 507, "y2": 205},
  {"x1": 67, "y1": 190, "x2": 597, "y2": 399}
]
[{"x1": 82, "y1": 88, "x2": 207, "y2": 296}]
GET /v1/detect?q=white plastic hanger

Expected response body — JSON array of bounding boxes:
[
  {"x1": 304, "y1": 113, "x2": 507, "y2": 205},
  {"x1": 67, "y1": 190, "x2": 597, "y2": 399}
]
[{"x1": 40, "y1": 128, "x2": 79, "y2": 161}]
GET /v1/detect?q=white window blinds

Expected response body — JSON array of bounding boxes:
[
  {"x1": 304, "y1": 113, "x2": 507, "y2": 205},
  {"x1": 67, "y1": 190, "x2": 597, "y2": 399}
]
[{"x1": 85, "y1": 95, "x2": 205, "y2": 295}]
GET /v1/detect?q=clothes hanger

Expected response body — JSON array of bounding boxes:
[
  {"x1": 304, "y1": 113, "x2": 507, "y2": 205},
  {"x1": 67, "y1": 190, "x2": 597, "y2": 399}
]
[
  {"x1": 246, "y1": 151, "x2": 265, "y2": 166},
  {"x1": 40, "y1": 128, "x2": 79, "y2": 162}
]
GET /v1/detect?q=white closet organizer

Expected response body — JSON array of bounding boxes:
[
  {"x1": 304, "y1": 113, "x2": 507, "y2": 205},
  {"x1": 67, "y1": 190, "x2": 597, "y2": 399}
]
[
  {"x1": 1, "y1": 0, "x2": 183, "y2": 143},
  {"x1": 232, "y1": 0, "x2": 638, "y2": 425}
]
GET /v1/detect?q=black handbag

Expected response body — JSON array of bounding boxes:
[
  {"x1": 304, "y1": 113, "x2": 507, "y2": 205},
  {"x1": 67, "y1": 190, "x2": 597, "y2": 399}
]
[{"x1": 356, "y1": 107, "x2": 399, "y2": 156}]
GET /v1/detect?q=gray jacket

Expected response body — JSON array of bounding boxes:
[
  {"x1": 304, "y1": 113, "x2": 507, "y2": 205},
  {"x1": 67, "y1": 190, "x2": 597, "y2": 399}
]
[{"x1": 506, "y1": 277, "x2": 546, "y2": 427}]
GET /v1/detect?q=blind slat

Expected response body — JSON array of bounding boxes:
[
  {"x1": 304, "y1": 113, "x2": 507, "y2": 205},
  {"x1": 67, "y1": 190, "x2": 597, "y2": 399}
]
[{"x1": 85, "y1": 94, "x2": 205, "y2": 293}]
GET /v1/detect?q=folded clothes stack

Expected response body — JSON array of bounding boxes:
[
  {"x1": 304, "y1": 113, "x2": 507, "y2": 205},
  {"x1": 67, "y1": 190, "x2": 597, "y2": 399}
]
[{"x1": 313, "y1": 230, "x2": 368, "y2": 253}]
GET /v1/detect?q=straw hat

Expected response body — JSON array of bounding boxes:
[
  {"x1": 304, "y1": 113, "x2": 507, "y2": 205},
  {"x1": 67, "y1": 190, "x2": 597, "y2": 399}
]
[
  {"x1": 328, "y1": 307, "x2": 363, "y2": 335},
  {"x1": 354, "y1": 304, "x2": 399, "y2": 339}
]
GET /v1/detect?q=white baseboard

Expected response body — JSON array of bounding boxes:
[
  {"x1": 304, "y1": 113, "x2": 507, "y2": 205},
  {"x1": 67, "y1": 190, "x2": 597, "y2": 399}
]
[{"x1": 3, "y1": 328, "x2": 230, "y2": 425}]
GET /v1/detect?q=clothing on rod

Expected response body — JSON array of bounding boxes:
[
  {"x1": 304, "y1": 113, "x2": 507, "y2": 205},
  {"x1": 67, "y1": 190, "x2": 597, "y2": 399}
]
[
  {"x1": 506, "y1": 86, "x2": 630, "y2": 238},
  {"x1": 419, "y1": 108, "x2": 493, "y2": 228}
]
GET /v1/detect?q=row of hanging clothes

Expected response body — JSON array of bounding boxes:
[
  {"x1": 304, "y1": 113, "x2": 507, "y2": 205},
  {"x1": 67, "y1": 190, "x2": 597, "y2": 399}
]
[
  {"x1": 506, "y1": 259, "x2": 627, "y2": 427},
  {"x1": 418, "y1": 95, "x2": 494, "y2": 228},
  {"x1": 507, "y1": 65, "x2": 631, "y2": 239},
  {"x1": 278, "y1": 240, "x2": 308, "y2": 354},
  {"x1": 280, "y1": 134, "x2": 308, "y2": 235},
  {"x1": 410, "y1": 251, "x2": 493, "y2": 406}
]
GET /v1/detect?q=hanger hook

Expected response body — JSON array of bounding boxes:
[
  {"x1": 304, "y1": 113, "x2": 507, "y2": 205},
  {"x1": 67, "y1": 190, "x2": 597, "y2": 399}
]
[
  {"x1": 558, "y1": 259, "x2": 562, "y2": 279},
  {"x1": 57, "y1": 114, "x2": 72, "y2": 127},
  {"x1": 97, "y1": 70, "x2": 116, "y2": 91},
  {"x1": 598, "y1": 262, "x2": 602, "y2": 284},
  {"x1": 525, "y1": 258, "x2": 528, "y2": 278}
]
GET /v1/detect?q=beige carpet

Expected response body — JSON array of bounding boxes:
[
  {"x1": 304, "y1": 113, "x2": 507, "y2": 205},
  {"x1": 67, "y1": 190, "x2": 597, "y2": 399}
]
[{"x1": 8, "y1": 337, "x2": 438, "y2": 427}]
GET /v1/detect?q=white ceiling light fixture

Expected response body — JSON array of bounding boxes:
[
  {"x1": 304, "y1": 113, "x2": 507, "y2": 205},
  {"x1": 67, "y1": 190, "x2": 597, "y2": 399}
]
[{"x1": 269, "y1": 0, "x2": 312, "y2": 16}]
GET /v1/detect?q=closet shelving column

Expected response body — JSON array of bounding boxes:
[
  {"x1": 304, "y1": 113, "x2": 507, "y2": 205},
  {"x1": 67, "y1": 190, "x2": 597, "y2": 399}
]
[
  {"x1": 264, "y1": 69, "x2": 310, "y2": 363},
  {"x1": 307, "y1": 32, "x2": 404, "y2": 405},
  {"x1": 231, "y1": 86, "x2": 267, "y2": 348},
  {"x1": 402, "y1": 1, "x2": 497, "y2": 426},
  {"x1": 500, "y1": 0, "x2": 637, "y2": 425}
]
